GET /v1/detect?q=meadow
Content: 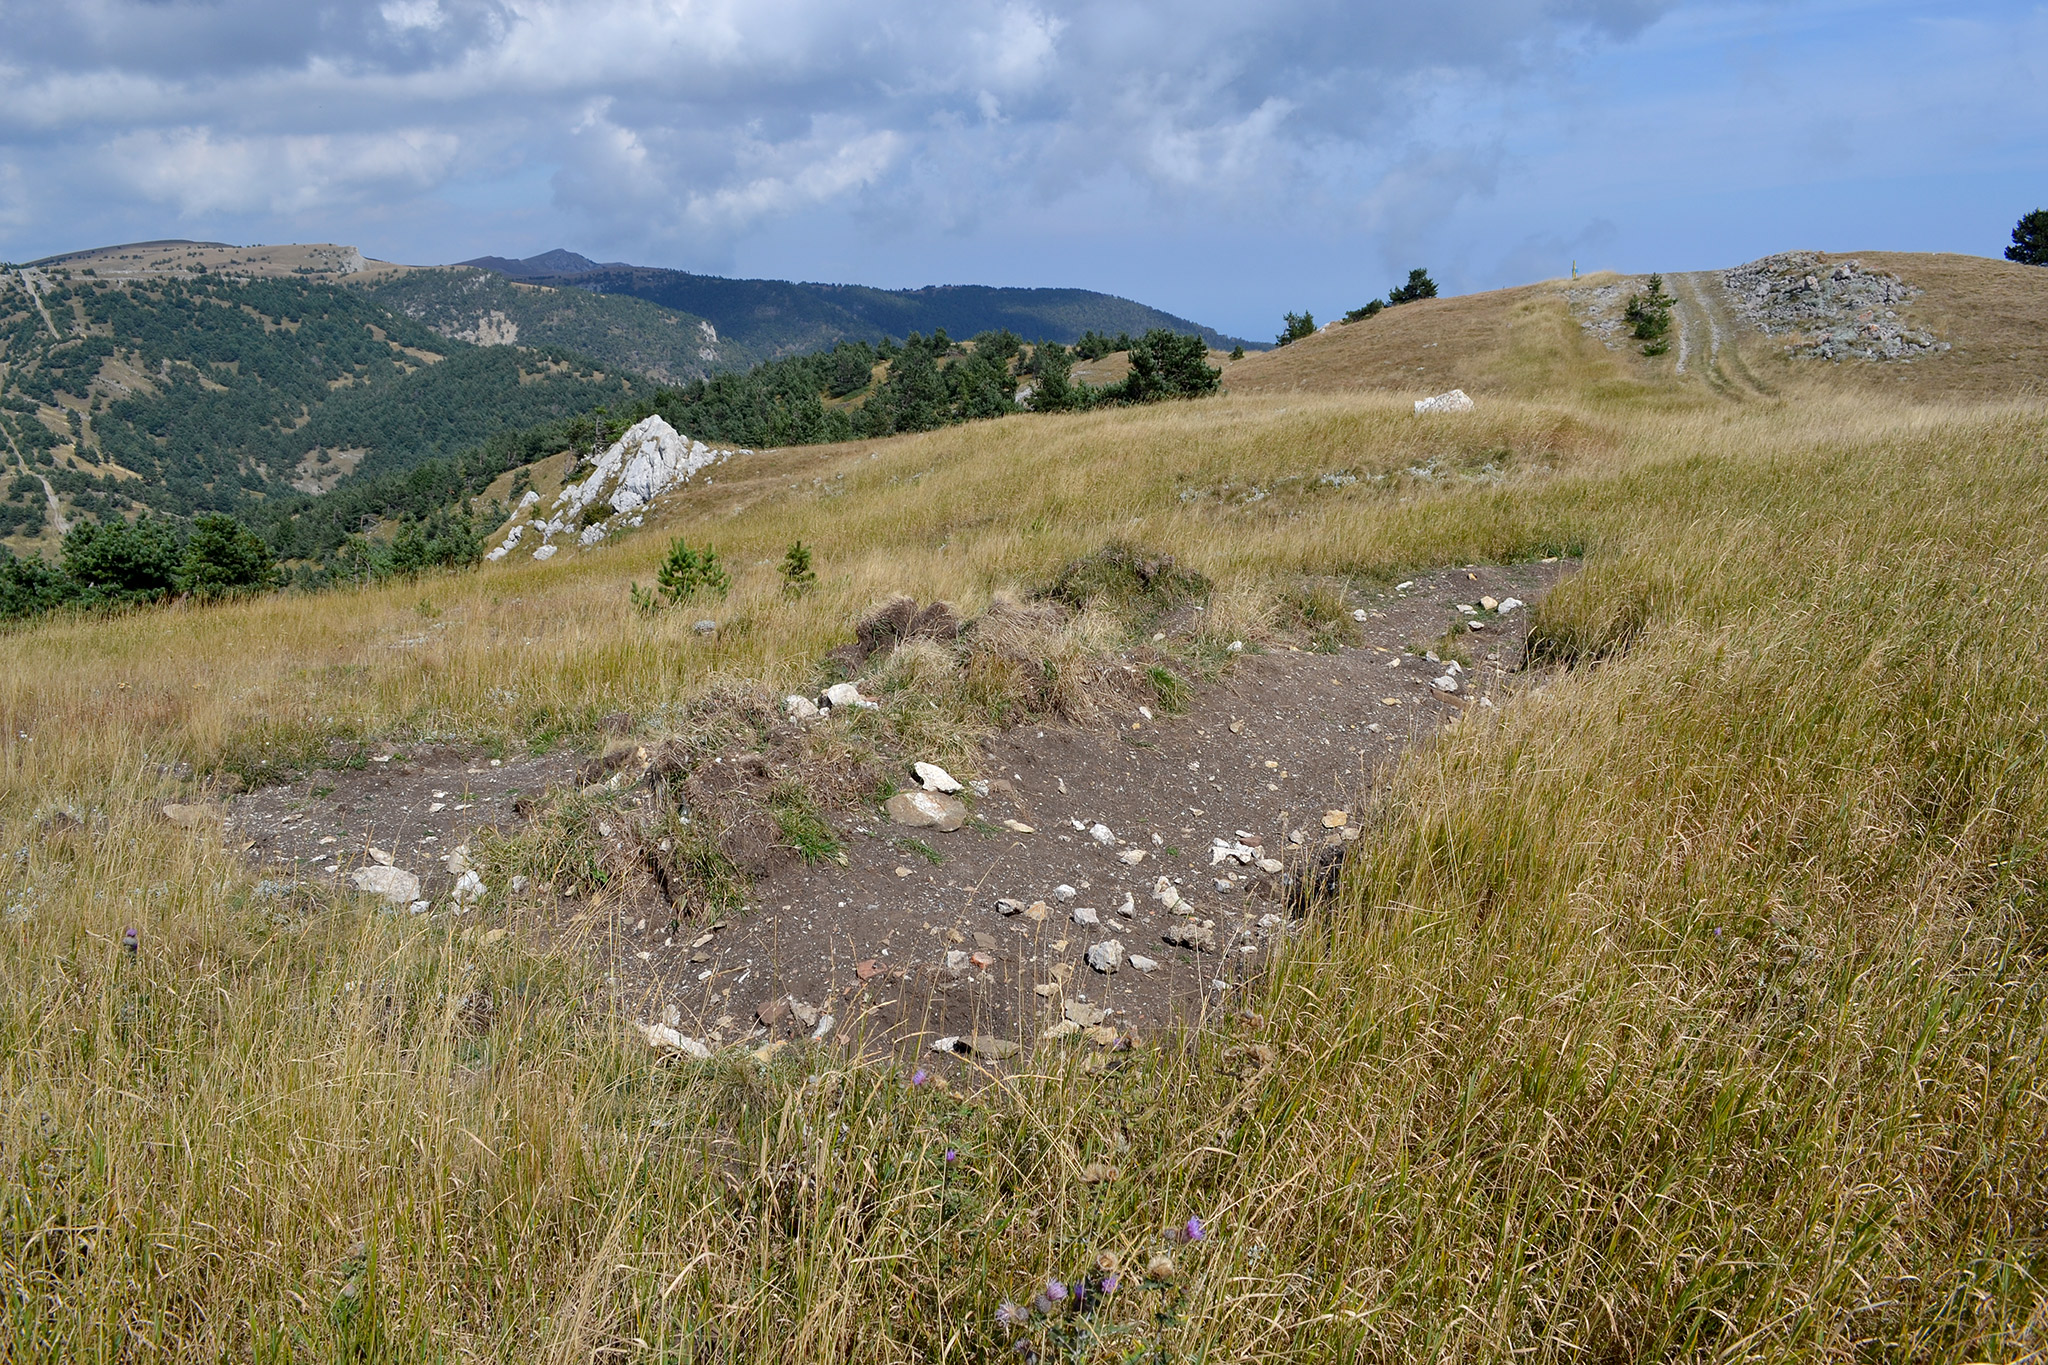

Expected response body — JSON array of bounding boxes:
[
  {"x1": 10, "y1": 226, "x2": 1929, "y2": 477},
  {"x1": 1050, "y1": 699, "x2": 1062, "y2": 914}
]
[{"x1": 3, "y1": 377, "x2": 2045, "y2": 1360}]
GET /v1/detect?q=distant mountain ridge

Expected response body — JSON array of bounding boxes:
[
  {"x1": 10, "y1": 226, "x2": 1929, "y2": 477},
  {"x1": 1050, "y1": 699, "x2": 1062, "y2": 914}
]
[
  {"x1": 458, "y1": 249, "x2": 1255, "y2": 357},
  {"x1": 364, "y1": 268, "x2": 752, "y2": 383},
  {"x1": 458, "y1": 249, "x2": 628, "y2": 279}
]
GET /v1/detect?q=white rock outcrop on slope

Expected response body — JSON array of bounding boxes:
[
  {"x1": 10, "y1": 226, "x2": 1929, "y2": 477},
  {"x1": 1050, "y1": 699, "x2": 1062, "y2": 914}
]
[
  {"x1": 486, "y1": 416, "x2": 749, "y2": 562},
  {"x1": 1414, "y1": 389, "x2": 1475, "y2": 415}
]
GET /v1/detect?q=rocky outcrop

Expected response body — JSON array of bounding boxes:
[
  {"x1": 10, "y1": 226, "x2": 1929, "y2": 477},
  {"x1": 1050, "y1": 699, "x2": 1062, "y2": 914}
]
[
  {"x1": 1721, "y1": 253, "x2": 1948, "y2": 362},
  {"x1": 485, "y1": 416, "x2": 748, "y2": 561}
]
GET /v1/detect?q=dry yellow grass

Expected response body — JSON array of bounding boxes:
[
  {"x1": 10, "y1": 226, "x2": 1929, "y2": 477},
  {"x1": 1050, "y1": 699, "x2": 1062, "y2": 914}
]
[
  {"x1": 1227, "y1": 251, "x2": 2048, "y2": 407},
  {"x1": 5, "y1": 362, "x2": 2048, "y2": 1359}
]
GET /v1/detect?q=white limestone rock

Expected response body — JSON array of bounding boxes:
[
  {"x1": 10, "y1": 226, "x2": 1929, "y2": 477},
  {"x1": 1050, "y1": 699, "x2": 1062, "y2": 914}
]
[{"x1": 1414, "y1": 389, "x2": 1475, "y2": 415}]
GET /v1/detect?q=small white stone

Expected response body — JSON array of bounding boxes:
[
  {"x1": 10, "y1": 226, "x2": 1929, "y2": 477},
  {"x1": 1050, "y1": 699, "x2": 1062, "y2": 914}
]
[
  {"x1": 1116, "y1": 893, "x2": 1136, "y2": 917},
  {"x1": 1227, "y1": 640, "x2": 1244, "y2": 652},
  {"x1": 1414, "y1": 388, "x2": 1475, "y2": 415},
  {"x1": 1088, "y1": 823, "x2": 1115, "y2": 845},
  {"x1": 1117, "y1": 848, "x2": 1147, "y2": 865},
  {"x1": 1053, "y1": 884, "x2": 1078, "y2": 901},
  {"x1": 1497, "y1": 597, "x2": 1524, "y2": 615},
  {"x1": 944, "y1": 949, "x2": 971, "y2": 972},
  {"x1": 1072, "y1": 907, "x2": 1100, "y2": 927},
  {"x1": 351, "y1": 865, "x2": 419, "y2": 904},
  {"x1": 1128, "y1": 954, "x2": 1159, "y2": 973},
  {"x1": 822, "y1": 682, "x2": 876, "y2": 710},
  {"x1": 785, "y1": 694, "x2": 821, "y2": 720},
  {"x1": 1431, "y1": 675, "x2": 1459, "y2": 693},
  {"x1": 451, "y1": 870, "x2": 486, "y2": 905},
  {"x1": 914, "y1": 762, "x2": 963, "y2": 793},
  {"x1": 1086, "y1": 940, "x2": 1124, "y2": 973}
]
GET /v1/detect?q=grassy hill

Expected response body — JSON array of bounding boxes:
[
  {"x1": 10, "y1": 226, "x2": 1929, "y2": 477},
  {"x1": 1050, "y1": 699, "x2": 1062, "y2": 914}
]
[
  {"x1": 1223, "y1": 249, "x2": 2048, "y2": 404},
  {"x1": 0, "y1": 262, "x2": 646, "y2": 554},
  {"x1": 5, "y1": 248, "x2": 2047, "y2": 1356},
  {"x1": 467, "y1": 251, "x2": 1254, "y2": 356}
]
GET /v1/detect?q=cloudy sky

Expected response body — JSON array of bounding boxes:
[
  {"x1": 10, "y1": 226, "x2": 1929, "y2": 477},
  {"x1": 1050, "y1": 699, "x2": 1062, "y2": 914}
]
[{"x1": 1, "y1": 0, "x2": 2042, "y2": 337}]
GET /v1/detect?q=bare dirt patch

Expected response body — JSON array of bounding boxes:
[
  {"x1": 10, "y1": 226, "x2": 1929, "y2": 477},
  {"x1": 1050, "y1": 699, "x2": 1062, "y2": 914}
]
[
  {"x1": 228, "y1": 746, "x2": 581, "y2": 898},
  {"x1": 225, "y1": 559, "x2": 1574, "y2": 1076}
]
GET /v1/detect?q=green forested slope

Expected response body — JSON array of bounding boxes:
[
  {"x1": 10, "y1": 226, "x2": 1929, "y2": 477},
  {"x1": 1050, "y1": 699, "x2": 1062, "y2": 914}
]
[
  {"x1": 362, "y1": 268, "x2": 756, "y2": 382},
  {"x1": 0, "y1": 269, "x2": 642, "y2": 540},
  {"x1": 466, "y1": 257, "x2": 1254, "y2": 357}
]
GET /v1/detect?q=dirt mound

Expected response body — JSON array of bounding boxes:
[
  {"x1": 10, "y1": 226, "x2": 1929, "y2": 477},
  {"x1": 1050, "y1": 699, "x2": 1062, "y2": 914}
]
[
  {"x1": 1042, "y1": 544, "x2": 1209, "y2": 619},
  {"x1": 829, "y1": 596, "x2": 964, "y2": 672}
]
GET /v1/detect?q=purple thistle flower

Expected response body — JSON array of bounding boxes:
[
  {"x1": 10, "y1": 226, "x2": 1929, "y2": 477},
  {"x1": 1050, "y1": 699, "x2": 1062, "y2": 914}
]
[
  {"x1": 1045, "y1": 1279, "x2": 1067, "y2": 1302},
  {"x1": 1101, "y1": 1273, "x2": 1120, "y2": 1294},
  {"x1": 1186, "y1": 1215, "x2": 1206, "y2": 1242},
  {"x1": 944, "y1": 1148, "x2": 958, "y2": 1163},
  {"x1": 910, "y1": 1068, "x2": 929, "y2": 1086}
]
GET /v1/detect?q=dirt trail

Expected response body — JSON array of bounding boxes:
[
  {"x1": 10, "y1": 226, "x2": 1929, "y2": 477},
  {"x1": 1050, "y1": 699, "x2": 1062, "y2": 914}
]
[
  {"x1": 1670, "y1": 271, "x2": 1773, "y2": 400},
  {"x1": 228, "y1": 560, "x2": 1574, "y2": 1072}
]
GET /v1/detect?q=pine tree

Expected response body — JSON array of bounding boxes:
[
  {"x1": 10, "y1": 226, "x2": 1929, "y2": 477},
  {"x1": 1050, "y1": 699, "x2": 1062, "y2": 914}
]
[
  {"x1": 781, "y1": 540, "x2": 817, "y2": 597},
  {"x1": 1386, "y1": 268, "x2": 1438, "y2": 306},
  {"x1": 2008, "y1": 210, "x2": 2048, "y2": 266}
]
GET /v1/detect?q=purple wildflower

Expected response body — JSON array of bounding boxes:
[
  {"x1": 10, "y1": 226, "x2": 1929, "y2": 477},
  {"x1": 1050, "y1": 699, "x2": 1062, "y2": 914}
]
[
  {"x1": 995, "y1": 1301, "x2": 1026, "y2": 1327},
  {"x1": 944, "y1": 1148, "x2": 958, "y2": 1163},
  {"x1": 1045, "y1": 1279, "x2": 1067, "y2": 1302},
  {"x1": 1101, "y1": 1273, "x2": 1120, "y2": 1294},
  {"x1": 911, "y1": 1068, "x2": 929, "y2": 1086},
  {"x1": 1186, "y1": 1215, "x2": 1206, "y2": 1242}
]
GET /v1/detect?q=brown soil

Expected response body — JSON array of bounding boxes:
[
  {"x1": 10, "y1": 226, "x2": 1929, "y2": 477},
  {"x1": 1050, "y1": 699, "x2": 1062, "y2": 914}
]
[
  {"x1": 228, "y1": 747, "x2": 582, "y2": 898},
  {"x1": 227, "y1": 560, "x2": 1574, "y2": 1076}
]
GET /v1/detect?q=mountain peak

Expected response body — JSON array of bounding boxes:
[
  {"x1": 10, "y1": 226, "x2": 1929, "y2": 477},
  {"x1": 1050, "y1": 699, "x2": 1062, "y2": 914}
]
[{"x1": 460, "y1": 248, "x2": 619, "y2": 279}]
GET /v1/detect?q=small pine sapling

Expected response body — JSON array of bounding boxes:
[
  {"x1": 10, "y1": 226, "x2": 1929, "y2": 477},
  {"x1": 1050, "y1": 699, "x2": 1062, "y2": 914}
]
[
  {"x1": 781, "y1": 540, "x2": 817, "y2": 597},
  {"x1": 1625, "y1": 273, "x2": 1676, "y2": 355},
  {"x1": 653, "y1": 538, "x2": 731, "y2": 606}
]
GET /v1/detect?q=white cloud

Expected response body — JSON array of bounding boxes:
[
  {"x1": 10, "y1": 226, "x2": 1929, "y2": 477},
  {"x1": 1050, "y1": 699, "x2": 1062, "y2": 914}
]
[
  {"x1": 687, "y1": 127, "x2": 904, "y2": 230},
  {"x1": 103, "y1": 127, "x2": 461, "y2": 216},
  {"x1": 15, "y1": 0, "x2": 2029, "y2": 335},
  {"x1": 380, "y1": 0, "x2": 448, "y2": 32}
]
